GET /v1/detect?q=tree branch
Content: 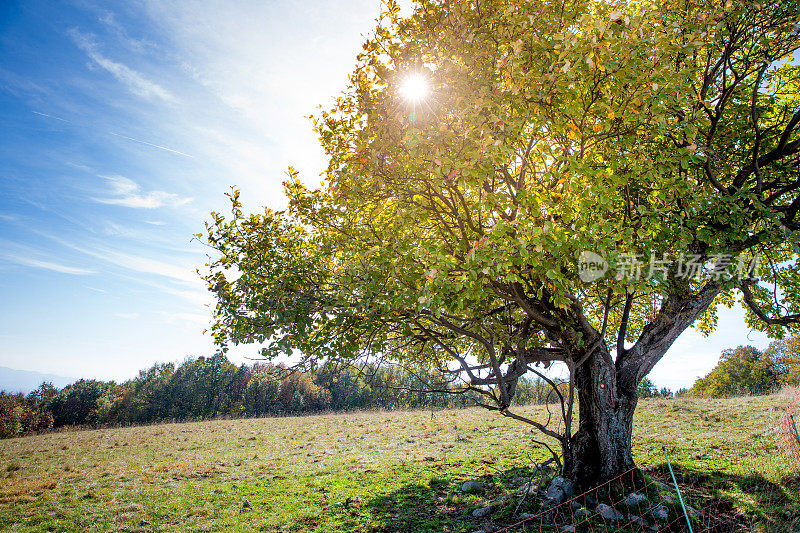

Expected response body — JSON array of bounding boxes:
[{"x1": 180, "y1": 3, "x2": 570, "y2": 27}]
[
  {"x1": 616, "y1": 292, "x2": 634, "y2": 357},
  {"x1": 740, "y1": 281, "x2": 800, "y2": 326}
]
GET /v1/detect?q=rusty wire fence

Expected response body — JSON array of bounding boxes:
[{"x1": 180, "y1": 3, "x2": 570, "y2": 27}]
[{"x1": 490, "y1": 450, "x2": 748, "y2": 533}]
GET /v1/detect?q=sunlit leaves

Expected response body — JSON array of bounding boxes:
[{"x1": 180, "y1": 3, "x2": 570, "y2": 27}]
[{"x1": 201, "y1": 0, "x2": 800, "y2": 370}]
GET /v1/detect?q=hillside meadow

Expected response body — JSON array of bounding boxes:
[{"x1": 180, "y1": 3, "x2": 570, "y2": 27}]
[{"x1": 0, "y1": 393, "x2": 797, "y2": 532}]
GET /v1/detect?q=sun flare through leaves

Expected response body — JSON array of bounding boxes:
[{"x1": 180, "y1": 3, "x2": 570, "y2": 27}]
[{"x1": 399, "y1": 73, "x2": 428, "y2": 103}]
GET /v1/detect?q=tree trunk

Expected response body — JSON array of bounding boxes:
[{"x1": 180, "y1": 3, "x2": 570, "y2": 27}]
[
  {"x1": 552, "y1": 286, "x2": 722, "y2": 487},
  {"x1": 563, "y1": 346, "x2": 638, "y2": 487}
]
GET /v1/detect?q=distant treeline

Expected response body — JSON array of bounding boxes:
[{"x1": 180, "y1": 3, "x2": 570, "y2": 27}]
[
  {"x1": 0, "y1": 355, "x2": 571, "y2": 439},
  {"x1": 685, "y1": 334, "x2": 800, "y2": 398},
  {"x1": 10, "y1": 330, "x2": 788, "y2": 439},
  {"x1": 636, "y1": 377, "x2": 674, "y2": 399}
]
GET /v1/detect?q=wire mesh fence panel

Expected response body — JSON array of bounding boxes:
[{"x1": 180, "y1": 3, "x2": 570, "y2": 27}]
[
  {"x1": 780, "y1": 388, "x2": 800, "y2": 463},
  {"x1": 492, "y1": 463, "x2": 737, "y2": 533}
]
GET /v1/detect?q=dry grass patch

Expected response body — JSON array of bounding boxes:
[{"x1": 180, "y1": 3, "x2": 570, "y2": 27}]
[{"x1": 0, "y1": 480, "x2": 57, "y2": 504}]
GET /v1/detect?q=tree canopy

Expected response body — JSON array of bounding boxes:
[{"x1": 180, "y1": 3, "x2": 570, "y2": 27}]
[{"x1": 201, "y1": 0, "x2": 800, "y2": 481}]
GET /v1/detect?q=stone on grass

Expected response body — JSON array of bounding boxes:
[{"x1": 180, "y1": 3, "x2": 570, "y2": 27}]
[
  {"x1": 518, "y1": 513, "x2": 537, "y2": 520},
  {"x1": 574, "y1": 507, "x2": 591, "y2": 521},
  {"x1": 625, "y1": 492, "x2": 647, "y2": 507},
  {"x1": 462, "y1": 481, "x2": 485, "y2": 493},
  {"x1": 472, "y1": 505, "x2": 496, "y2": 518},
  {"x1": 544, "y1": 476, "x2": 575, "y2": 504},
  {"x1": 650, "y1": 504, "x2": 669, "y2": 521},
  {"x1": 561, "y1": 526, "x2": 576, "y2": 533},
  {"x1": 596, "y1": 503, "x2": 623, "y2": 522},
  {"x1": 552, "y1": 476, "x2": 576, "y2": 496}
]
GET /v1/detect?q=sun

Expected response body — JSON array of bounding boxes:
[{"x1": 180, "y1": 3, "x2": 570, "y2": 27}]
[{"x1": 399, "y1": 74, "x2": 428, "y2": 103}]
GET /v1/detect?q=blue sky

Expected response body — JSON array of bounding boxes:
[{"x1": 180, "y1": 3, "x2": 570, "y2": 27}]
[{"x1": 0, "y1": 0, "x2": 771, "y2": 390}]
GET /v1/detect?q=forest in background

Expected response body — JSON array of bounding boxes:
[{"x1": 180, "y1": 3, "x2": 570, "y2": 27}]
[
  {"x1": 0, "y1": 355, "x2": 580, "y2": 439},
  {"x1": 1, "y1": 332, "x2": 797, "y2": 439}
]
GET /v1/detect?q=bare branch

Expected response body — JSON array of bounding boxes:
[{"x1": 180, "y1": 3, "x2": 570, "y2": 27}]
[{"x1": 740, "y1": 281, "x2": 800, "y2": 326}]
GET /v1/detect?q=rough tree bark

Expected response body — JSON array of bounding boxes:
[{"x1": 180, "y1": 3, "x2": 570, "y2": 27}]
[{"x1": 565, "y1": 347, "x2": 638, "y2": 485}]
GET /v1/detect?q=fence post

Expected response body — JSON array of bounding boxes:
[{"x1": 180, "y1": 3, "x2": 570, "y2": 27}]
[
  {"x1": 792, "y1": 415, "x2": 800, "y2": 447},
  {"x1": 663, "y1": 447, "x2": 694, "y2": 533}
]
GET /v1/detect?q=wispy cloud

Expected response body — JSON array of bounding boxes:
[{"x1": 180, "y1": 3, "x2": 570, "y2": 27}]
[
  {"x1": 157, "y1": 284, "x2": 209, "y2": 306},
  {"x1": 0, "y1": 251, "x2": 96, "y2": 275},
  {"x1": 98, "y1": 11, "x2": 157, "y2": 54},
  {"x1": 93, "y1": 175, "x2": 192, "y2": 209},
  {"x1": 121, "y1": 275, "x2": 210, "y2": 306},
  {"x1": 108, "y1": 132, "x2": 192, "y2": 158},
  {"x1": 68, "y1": 28, "x2": 175, "y2": 103},
  {"x1": 80, "y1": 246, "x2": 201, "y2": 285},
  {"x1": 32, "y1": 111, "x2": 71, "y2": 123},
  {"x1": 167, "y1": 288, "x2": 210, "y2": 307},
  {"x1": 31, "y1": 231, "x2": 204, "y2": 289},
  {"x1": 114, "y1": 312, "x2": 140, "y2": 319}
]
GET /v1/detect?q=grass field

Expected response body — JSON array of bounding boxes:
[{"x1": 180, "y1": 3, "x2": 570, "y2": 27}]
[{"x1": 1, "y1": 393, "x2": 797, "y2": 532}]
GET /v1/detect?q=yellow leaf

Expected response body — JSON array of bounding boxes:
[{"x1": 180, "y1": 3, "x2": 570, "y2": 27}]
[
  {"x1": 593, "y1": 123, "x2": 603, "y2": 133},
  {"x1": 608, "y1": 111, "x2": 615, "y2": 119}
]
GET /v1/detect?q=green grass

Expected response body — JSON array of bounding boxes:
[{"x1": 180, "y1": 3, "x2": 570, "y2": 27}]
[{"x1": 0, "y1": 393, "x2": 797, "y2": 532}]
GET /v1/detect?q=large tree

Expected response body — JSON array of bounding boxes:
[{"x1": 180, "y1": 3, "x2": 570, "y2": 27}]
[{"x1": 201, "y1": 0, "x2": 800, "y2": 484}]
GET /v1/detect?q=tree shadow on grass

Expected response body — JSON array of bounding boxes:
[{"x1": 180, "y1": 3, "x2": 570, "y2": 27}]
[
  {"x1": 644, "y1": 463, "x2": 800, "y2": 532},
  {"x1": 361, "y1": 472, "x2": 592, "y2": 533},
  {"x1": 356, "y1": 463, "x2": 800, "y2": 533},
  {"x1": 362, "y1": 465, "x2": 538, "y2": 533}
]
